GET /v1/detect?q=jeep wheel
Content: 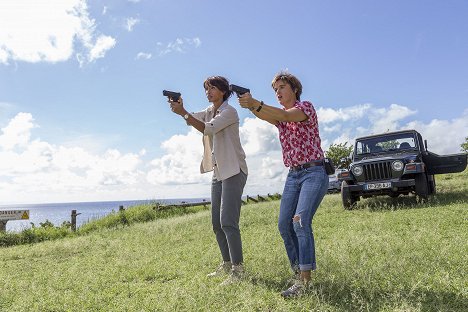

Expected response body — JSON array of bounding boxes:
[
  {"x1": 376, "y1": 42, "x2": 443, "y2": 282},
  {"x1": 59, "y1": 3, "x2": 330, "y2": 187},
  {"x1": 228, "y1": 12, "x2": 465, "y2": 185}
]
[
  {"x1": 415, "y1": 172, "x2": 429, "y2": 199},
  {"x1": 341, "y1": 181, "x2": 357, "y2": 210}
]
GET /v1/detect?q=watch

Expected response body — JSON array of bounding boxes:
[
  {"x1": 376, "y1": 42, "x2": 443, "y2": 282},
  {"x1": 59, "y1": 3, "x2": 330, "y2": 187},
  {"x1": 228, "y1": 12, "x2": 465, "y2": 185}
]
[{"x1": 183, "y1": 113, "x2": 190, "y2": 120}]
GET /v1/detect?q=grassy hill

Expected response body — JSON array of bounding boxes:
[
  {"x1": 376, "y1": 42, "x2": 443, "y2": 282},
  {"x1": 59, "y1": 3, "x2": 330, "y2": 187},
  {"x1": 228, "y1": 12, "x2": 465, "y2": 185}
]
[{"x1": 0, "y1": 171, "x2": 467, "y2": 311}]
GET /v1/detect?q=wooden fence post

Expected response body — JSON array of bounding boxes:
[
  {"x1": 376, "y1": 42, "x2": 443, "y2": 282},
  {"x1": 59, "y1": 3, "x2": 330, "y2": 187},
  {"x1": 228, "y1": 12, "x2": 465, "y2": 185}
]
[
  {"x1": 0, "y1": 220, "x2": 7, "y2": 232},
  {"x1": 71, "y1": 210, "x2": 81, "y2": 232},
  {"x1": 246, "y1": 195, "x2": 258, "y2": 203}
]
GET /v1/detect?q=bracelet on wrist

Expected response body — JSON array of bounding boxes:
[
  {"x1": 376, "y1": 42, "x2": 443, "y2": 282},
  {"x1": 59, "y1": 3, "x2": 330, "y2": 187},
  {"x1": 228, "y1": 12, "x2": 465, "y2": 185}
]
[{"x1": 256, "y1": 101, "x2": 264, "y2": 112}]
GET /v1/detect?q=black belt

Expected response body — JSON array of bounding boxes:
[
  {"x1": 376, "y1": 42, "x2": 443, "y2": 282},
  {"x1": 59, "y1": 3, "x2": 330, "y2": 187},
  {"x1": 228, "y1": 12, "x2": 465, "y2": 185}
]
[{"x1": 290, "y1": 160, "x2": 324, "y2": 171}]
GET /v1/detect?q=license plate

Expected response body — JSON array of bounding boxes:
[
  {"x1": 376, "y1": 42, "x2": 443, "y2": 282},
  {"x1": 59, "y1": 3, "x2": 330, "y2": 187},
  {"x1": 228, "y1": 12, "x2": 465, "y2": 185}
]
[{"x1": 365, "y1": 182, "x2": 391, "y2": 190}]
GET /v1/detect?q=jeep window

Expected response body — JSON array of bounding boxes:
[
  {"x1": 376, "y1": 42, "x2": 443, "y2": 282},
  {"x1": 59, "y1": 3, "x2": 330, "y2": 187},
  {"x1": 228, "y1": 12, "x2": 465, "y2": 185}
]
[{"x1": 355, "y1": 133, "x2": 417, "y2": 156}]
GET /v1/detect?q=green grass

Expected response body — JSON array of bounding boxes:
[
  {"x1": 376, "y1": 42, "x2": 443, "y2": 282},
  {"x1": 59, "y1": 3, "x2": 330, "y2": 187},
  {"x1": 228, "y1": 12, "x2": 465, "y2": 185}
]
[
  {"x1": 0, "y1": 171, "x2": 467, "y2": 311},
  {"x1": 0, "y1": 202, "x2": 210, "y2": 247}
]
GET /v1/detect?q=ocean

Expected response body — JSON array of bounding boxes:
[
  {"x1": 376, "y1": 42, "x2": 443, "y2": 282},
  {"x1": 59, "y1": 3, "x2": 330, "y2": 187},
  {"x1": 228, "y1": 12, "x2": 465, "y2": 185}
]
[{"x1": 0, "y1": 197, "x2": 209, "y2": 233}]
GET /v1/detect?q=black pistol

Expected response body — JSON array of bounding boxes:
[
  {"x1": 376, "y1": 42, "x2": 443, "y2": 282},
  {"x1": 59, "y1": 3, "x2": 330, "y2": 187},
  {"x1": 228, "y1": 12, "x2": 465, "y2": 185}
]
[
  {"x1": 229, "y1": 84, "x2": 250, "y2": 98},
  {"x1": 163, "y1": 90, "x2": 181, "y2": 101}
]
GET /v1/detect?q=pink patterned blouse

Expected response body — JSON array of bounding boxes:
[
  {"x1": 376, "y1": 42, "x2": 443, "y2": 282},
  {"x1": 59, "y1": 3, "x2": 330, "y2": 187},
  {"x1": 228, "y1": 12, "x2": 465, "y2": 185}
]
[{"x1": 276, "y1": 101, "x2": 324, "y2": 167}]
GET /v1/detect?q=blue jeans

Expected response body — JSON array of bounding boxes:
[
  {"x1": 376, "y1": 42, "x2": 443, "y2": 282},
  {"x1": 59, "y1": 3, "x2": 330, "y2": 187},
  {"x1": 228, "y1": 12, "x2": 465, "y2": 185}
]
[{"x1": 278, "y1": 165, "x2": 328, "y2": 272}]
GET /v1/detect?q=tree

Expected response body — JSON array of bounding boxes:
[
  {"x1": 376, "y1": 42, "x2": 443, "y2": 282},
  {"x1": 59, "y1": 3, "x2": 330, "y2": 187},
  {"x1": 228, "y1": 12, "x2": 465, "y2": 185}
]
[
  {"x1": 325, "y1": 142, "x2": 353, "y2": 169},
  {"x1": 462, "y1": 137, "x2": 468, "y2": 153}
]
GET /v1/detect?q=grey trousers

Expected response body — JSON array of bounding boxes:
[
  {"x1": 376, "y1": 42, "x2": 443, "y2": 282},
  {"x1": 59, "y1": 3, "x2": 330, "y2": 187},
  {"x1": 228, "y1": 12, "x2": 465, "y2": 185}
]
[{"x1": 211, "y1": 171, "x2": 247, "y2": 265}]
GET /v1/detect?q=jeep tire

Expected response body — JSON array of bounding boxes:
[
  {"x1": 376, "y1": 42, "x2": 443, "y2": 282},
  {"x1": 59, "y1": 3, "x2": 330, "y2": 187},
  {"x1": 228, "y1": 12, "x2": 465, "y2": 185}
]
[
  {"x1": 341, "y1": 181, "x2": 357, "y2": 210},
  {"x1": 415, "y1": 172, "x2": 429, "y2": 199}
]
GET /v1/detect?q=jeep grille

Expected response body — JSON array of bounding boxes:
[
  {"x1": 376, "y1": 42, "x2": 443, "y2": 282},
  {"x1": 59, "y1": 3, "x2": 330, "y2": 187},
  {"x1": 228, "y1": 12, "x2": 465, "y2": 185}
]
[{"x1": 364, "y1": 162, "x2": 392, "y2": 181}]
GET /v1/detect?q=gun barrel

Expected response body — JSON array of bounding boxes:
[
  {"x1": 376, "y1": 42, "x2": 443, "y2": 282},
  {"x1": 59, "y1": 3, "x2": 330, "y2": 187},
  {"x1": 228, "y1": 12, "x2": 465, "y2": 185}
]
[
  {"x1": 163, "y1": 90, "x2": 181, "y2": 101},
  {"x1": 229, "y1": 84, "x2": 250, "y2": 97}
]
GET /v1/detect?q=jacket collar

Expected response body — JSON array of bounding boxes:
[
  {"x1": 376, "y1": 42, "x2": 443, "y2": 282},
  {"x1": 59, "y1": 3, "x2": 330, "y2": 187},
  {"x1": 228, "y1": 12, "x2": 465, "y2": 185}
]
[{"x1": 208, "y1": 100, "x2": 229, "y2": 113}]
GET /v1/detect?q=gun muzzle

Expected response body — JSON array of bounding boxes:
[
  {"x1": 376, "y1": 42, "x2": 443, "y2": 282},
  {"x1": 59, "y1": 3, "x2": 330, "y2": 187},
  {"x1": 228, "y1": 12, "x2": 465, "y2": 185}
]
[
  {"x1": 229, "y1": 84, "x2": 250, "y2": 97},
  {"x1": 163, "y1": 90, "x2": 181, "y2": 101}
]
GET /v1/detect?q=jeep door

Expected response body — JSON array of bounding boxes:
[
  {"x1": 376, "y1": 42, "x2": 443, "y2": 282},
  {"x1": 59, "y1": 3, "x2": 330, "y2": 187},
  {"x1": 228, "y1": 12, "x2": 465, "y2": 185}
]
[{"x1": 423, "y1": 151, "x2": 467, "y2": 174}]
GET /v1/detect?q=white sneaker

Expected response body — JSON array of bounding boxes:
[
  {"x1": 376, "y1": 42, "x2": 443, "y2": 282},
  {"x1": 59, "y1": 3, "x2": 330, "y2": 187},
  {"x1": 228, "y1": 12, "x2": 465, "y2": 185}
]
[
  {"x1": 281, "y1": 280, "x2": 306, "y2": 298},
  {"x1": 206, "y1": 261, "x2": 231, "y2": 278},
  {"x1": 220, "y1": 264, "x2": 243, "y2": 286}
]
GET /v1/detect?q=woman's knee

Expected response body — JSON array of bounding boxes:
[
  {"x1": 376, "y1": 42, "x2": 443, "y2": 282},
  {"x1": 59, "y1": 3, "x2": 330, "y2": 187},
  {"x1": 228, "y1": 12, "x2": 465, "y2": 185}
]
[
  {"x1": 221, "y1": 223, "x2": 240, "y2": 237},
  {"x1": 212, "y1": 223, "x2": 222, "y2": 234},
  {"x1": 278, "y1": 219, "x2": 291, "y2": 236},
  {"x1": 293, "y1": 213, "x2": 313, "y2": 236}
]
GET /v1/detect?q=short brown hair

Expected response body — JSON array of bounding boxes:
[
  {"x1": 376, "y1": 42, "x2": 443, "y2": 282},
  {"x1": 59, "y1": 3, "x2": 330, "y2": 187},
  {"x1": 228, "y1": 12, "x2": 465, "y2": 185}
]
[
  {"x1": 203, "y1": 76, "x2": 232, "y2": 101},
  {"x1": 271, "y1": 71, "x2": 302, "y2": 101}
]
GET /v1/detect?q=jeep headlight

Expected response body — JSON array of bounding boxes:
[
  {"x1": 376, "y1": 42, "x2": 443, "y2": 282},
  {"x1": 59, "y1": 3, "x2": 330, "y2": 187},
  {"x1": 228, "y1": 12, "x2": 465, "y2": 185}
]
[
  {"x1": 352, "y1": 165, "x2": 363, "y2": 176},
  {"x1": 392, "y1": 160, "x2": 404, "y2": 171}
]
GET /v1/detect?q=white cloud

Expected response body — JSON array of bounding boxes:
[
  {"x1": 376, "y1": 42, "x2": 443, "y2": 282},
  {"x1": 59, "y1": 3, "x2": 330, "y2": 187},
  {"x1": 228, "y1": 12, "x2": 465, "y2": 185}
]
[
  {"x1": 239, "y1": 117, "x2": 279, "y2": 155},
  {"x1": 0, "y1": 49, "x2": 8, "y2": 64},
  {"x1": 146, "y1": 128, "x2": 207, "y2": 185},
  {"x1": 317, "y1": 103, "x2": 466, "y2": 155},
  {"x1": 369, "y1": 104, "x2": 417, "y2": 134},
  {"x1": 317, "y1": 103, "x2": 372, "y2": 123},
  {"x1": 146, "y1": 117, "x2": 287, "y2": 196},
  {"x1": 0, "y1": 112, "x2": 146, "y2": 204},
  {"x1": 404, "y1": 109, "x2": 468, "y2": 154},
  {"x1": 156, "y1": 37, "x2": 202, "y2": 56},
  {"x1": 125, "y1": 17, "x2": 140, "y2": 32},
  {"x1": 0, "y1": 0, "x2": 116, "y2": 66},
  {"x1": 87, "y1": 35, "x2": 116, "y2": 62},
  {"x1": 136, "y1": 52, "x2": 152, "y2": 60},
  {"x1": 191, "y1": 37, "x2": 202, "y2": 47},
  {"x1": 0, "y1": 112, "x2": 36, "y2": 150},
  {"x1": 1, "y1": 105, "x2": 466, "y2": 204}
]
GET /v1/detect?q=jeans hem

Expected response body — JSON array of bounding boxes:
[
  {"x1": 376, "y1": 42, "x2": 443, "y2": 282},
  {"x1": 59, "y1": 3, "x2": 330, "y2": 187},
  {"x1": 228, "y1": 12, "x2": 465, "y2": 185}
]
[{"x1": 299, "y1": 264, "x2": 316, "y2": 271}]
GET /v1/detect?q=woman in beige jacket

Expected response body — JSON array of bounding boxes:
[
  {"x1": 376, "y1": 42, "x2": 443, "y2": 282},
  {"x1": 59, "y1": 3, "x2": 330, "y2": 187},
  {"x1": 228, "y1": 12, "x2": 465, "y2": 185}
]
[{"x1": 169, "y1": 76, "x2": 248, "y2": 286}]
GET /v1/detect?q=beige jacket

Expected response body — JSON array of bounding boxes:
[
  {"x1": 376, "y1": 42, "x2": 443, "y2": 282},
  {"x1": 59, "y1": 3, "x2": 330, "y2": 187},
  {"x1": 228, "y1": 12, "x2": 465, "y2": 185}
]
[{"x1": 191, "y1": 101, "x2": 248, "y2": 181}]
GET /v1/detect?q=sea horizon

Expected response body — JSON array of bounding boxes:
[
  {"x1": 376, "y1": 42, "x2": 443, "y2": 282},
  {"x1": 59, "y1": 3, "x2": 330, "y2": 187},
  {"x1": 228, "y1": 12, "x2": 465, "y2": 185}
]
[
  {"x1": 0, "y1": 197, "x2": 210, "y2": 233},
  {"x1": 0, "y1": 197, "x2": 210, "y2": 208}
]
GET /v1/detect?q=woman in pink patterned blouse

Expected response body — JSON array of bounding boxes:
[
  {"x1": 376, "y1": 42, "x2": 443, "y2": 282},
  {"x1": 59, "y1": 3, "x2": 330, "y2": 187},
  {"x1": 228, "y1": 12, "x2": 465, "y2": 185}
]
[{"x1": 237, "y1": 72, "x2": 329, "y2": 298}]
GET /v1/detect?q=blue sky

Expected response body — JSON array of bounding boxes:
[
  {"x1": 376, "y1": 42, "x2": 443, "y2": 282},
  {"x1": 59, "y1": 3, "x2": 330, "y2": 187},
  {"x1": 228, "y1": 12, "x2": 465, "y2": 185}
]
[{"x1": 1, "y1": 0, "x2": 467, "y2": 204}]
